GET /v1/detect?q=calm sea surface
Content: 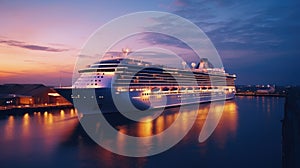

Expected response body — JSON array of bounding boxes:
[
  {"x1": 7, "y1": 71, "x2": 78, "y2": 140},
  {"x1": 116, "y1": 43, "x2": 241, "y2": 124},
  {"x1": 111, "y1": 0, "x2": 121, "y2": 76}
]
[{"x1": 0, "y1": 96, "x2": 284, "y2": 168}]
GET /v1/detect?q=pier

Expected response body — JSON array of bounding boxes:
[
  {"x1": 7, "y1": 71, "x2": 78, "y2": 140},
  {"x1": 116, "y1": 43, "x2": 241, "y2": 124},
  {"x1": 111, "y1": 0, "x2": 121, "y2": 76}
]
[
  {"x1": 0, "y1": 103, "x2": 73, "y2": 116},
  {"x1": 0, "y1": 84, "x2": 73, "y2": 116},
  {"x1": 236, "y1": 85, "x2": 287, "y2": 97},
  {"x1": 235, "y1": 92, "x2": 286, "y2": 97}
]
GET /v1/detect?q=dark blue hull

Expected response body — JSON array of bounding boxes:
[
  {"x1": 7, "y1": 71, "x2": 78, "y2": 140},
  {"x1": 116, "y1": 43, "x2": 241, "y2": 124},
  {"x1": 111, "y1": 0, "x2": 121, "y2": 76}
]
[{"x1": 55, "y1": 87, "x2": 235, "y2": 114}]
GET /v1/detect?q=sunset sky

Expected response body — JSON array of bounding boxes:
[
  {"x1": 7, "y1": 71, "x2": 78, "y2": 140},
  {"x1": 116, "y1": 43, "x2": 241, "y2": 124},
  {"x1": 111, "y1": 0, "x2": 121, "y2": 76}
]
[{"x1": 1, "y1": 0, "x2": 299, "y2": 86}]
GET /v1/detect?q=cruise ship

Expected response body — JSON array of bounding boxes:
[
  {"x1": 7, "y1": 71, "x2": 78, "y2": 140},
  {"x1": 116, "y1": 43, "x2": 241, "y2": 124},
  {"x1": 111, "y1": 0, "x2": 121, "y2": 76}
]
[{"x1": 55, "y1": 50, "x2": 236, "y2": 114}]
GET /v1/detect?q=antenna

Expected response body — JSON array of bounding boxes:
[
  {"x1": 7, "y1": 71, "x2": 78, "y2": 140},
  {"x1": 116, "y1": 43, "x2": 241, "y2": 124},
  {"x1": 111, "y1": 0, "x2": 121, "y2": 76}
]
[
  {"x1": 59, "y1": 71, "x2": 62, "y2": 88},
  {"x1": 122, "y1": 48, "x2": 130, "y2": 57},
  {"x1": 182, "y1": 61, "x2": 187, "y2": 69}
]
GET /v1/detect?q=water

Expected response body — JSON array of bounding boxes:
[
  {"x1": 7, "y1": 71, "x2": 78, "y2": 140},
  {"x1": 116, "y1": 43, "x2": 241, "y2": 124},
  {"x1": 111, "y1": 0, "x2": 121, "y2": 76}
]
[{"x1": 0, "y1": 96, "x2": 284, "y2": 168}]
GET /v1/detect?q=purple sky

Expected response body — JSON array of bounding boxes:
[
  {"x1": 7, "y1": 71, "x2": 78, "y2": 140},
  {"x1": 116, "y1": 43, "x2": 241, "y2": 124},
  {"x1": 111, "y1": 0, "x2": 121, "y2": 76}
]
[{"x1": 0, "y1": 0, "x2": 299, "y2": 86}]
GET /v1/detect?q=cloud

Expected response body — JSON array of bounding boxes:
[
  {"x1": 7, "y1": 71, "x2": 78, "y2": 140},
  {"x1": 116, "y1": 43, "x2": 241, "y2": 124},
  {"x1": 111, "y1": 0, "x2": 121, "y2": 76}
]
[
  {"x1": 23, "y1": 59, "x2": 50, "y2": 65},
  {"x1": 59, "y1": 70, "x2": 73, "y2": 74},
  {"x1": 0, "y1": 39, "x2": 69, "y2": 52},
  {"x1": 138, "y1": 0, "x2": 300, "y2": 84},
  {"x1": 140, "y1": 32, "x2": 190, "y2": 49},
  {"x1": 77, "y1": 54, "x2": 95, "y2": 58},
  {"x1": 0, "y1": 70, "x2": 25, "y2": 75},
  {"x1": 173, "y1": 0, "x2": 300, "y2": 52},
  {"x1": 77, "y1": 52, "x2": 122, "y2": 59}
]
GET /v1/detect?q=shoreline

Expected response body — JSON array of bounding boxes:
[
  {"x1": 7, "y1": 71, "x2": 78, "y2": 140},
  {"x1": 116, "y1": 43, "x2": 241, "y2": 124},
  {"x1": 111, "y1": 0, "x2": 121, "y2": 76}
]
[
  {"x1": 0, "y1": 104, "x2": 74, "y2": 116},
  {"x1": 0, "y1": 93, "x2": 286, "y2": 116},
  {"x1": 235, "y1": 92, "x2": 286, "y2": 97}
]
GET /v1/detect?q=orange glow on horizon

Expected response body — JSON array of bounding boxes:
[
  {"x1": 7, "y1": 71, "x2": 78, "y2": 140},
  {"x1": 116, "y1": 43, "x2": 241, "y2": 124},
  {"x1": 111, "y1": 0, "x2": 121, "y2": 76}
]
[{"x1": 0, "y1": 43, "x2": 75, "y2": 85}]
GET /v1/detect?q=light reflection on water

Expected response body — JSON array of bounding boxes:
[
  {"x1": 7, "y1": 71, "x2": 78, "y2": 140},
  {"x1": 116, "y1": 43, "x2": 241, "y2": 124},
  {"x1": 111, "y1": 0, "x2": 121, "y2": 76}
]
[{"x1": 0, "y1": 97, "x2": 283, "y2": 168}]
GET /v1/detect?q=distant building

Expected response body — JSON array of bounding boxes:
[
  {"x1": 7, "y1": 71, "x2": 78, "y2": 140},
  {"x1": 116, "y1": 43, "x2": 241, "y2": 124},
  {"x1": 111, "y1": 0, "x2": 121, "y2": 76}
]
[
  {"x1": 0, "y1": 84, "x2": 70, "y2": 106},
  {"x1": 256, "y1": 85, "x2": 275, "y2": 94}
]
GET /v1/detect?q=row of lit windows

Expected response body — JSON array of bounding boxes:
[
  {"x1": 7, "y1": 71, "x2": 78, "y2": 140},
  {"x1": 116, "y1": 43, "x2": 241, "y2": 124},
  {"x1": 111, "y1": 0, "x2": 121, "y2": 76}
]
[
  {"x1": 75, "y1": 78, "x2": 102, "y2": 83},
  {"x1": 140, "y1": 92, "x2": 218, "y2": 100},
  {"x1": 79, "y1": 75, "x2": 104, "y2": 79},
  {"x1": 114, "y1": 83, "x2": 227, "y2": 87},
  {"x1": 96, "y1": 76, "x2": 104, "y2": 78},
  {"x1": 115, "y1": 77, "x2": 230, "y2": 82},
  {"x1": 71, "y1": 95, "x2": 105, "y2": 99},
  {"x1": 87, "y1": 83, "x2": 98, "y2": 85},
  {"x1": 118, "y1": 70, "x2": 229, "y2": 79},
  {"x1": 74, "y1": 79, "x2": 102, "y2": 86},
  {"x1": 141, "y1": 89, "x2": 221, "y2": 96},
  {"x1": 117, "y1": 74, "x2": 230, "y2": 81}
]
